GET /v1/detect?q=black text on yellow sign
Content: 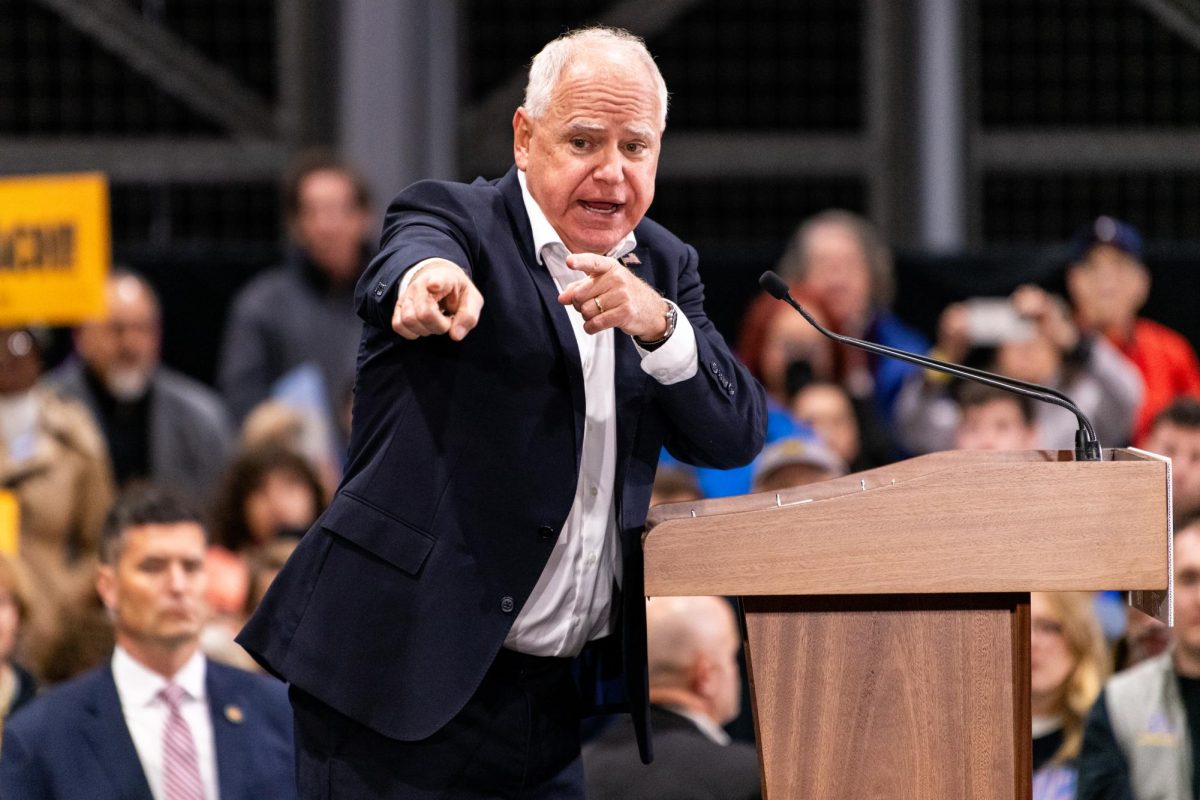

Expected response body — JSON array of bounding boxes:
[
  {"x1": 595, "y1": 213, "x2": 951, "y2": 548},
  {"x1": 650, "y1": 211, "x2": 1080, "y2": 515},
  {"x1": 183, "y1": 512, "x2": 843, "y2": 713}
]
[
  {"x1": 0, "y1": 172, "x2": 110, "y2": 326},
  {"x1": 0, "y1": 223, "x2": 76, "y2": 271}
]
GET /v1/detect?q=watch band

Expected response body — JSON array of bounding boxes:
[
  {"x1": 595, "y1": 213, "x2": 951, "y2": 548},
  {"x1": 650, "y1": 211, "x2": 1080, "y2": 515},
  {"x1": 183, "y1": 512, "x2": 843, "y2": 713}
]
[{"x1": 635, "y1": 301, "x2": 678, "y2": 350}]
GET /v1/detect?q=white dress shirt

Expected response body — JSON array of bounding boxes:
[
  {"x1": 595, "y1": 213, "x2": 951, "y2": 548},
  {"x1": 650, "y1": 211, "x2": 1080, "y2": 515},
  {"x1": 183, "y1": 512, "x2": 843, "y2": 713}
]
[
  {"x1": 112, "y1": 646, "x2": 218, "y2": 800},
  {"x1": 502, "y1": 170, "x2": 697, "y2": 655},
  {"x1": 398, "y1": 171, "x2": 699, "y2": 656}
]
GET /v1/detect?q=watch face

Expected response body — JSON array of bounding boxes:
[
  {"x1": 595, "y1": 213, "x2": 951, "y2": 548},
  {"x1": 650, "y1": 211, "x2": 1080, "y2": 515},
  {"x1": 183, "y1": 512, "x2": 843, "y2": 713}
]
[{"x1": 660, "y1": 303, "x2": 678, "y2": 341}]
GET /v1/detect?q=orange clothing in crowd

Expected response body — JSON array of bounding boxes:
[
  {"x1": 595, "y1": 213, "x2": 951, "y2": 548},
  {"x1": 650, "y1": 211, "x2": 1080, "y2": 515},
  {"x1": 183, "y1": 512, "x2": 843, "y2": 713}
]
[
  {"x1": 204, "y1": 546, "x2": 250, "y2": 616},
  {"x1": 1112, "y1": 318, "x2": 1200, "y2": 445}
]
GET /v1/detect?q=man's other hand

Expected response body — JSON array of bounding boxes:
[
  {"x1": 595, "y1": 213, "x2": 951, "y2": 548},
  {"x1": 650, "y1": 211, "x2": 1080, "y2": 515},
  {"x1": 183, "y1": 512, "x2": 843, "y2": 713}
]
[
  {"x1": 557, "y1": 254, "x2": 668, "y2": 340},
  {"x1": 392, "y1": 260, "x2": 484, "y2": 341}
]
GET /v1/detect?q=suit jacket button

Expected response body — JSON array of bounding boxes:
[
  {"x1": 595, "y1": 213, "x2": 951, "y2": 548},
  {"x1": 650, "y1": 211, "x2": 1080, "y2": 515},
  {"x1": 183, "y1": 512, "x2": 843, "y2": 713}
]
[
  {"x1": 537, "y1": 525, "x2": 554, "y2": 541},
  {"x1": 501, "y1": 597, "x2": 515, "y2": 613}
]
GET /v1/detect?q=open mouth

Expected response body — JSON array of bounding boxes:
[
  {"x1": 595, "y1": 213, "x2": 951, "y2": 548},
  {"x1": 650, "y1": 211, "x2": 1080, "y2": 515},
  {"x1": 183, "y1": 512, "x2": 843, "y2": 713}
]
[{"x1": 579, "y1": 200, "x2": 621, "y2": 215}]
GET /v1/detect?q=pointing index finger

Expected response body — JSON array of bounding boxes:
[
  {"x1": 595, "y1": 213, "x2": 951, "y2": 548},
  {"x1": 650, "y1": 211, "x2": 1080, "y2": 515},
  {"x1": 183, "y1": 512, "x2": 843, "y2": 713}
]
[{"x1": 565, "y1": 254, "x2": 617, "y2": 276}]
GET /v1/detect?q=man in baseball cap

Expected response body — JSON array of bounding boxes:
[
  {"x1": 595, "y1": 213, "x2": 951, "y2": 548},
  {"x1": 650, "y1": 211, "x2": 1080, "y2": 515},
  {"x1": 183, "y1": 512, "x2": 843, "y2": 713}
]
[
  {"x1": 1065, "y1": 216, "x2": 1200, "y2": 444},
  {"x1": 750, "y1": 432, "x2": 846, "y2": 493}
]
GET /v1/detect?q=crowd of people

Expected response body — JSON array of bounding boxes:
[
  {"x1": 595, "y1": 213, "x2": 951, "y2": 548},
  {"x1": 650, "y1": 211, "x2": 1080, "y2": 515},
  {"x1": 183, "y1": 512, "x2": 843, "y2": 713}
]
[
  {"x1": 0, "y1": 102, "x2": 1197, "y2": 800},
  {"x1": 0, "y1": 153, "x2": 364, "y2": 797},
  {"x1": 618, "y1": 211, "x2": 1200, "y2": 800}
]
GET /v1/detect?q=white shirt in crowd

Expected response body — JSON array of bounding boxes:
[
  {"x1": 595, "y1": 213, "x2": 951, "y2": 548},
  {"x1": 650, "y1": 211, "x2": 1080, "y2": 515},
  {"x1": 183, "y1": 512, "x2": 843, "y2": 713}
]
[{"x1": 112, "y1": 646, "x2": 218, "y2": 800}]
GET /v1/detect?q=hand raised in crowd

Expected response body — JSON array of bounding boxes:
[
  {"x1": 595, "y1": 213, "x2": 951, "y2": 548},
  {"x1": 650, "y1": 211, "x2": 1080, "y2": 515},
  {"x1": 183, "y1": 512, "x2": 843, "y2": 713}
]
[
  {"x1": 557, "y1": 254, "x2": 668, "y2": 341},
  {"x1": 391, "y1": 259, "x2": 484, "y2": 341},
  {"x1": 1011, "y1": 284, "x2": 1080, "y2": 354}
]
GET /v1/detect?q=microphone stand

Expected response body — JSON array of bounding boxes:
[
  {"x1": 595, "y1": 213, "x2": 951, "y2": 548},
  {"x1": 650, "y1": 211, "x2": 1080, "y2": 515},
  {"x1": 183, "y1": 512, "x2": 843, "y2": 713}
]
[{"x1": 758, "y1": 271, "x2": 1102, "y2": 462}]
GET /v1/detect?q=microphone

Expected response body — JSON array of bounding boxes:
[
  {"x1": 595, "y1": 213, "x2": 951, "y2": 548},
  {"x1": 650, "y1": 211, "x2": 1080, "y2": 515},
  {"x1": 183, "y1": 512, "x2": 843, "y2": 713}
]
[{"x1": 758, "y1": 271, "x2": 1103, "y2": 461}]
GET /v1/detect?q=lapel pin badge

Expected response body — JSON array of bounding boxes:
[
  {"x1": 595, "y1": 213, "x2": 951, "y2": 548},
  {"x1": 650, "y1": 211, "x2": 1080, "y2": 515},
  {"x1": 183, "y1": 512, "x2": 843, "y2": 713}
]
[
  {"x1": 620, "y1": 253, "x2": 641, "y2": 266},
  {"x1": 224, "y1": 704, "x2": 244, "y2": 724}
]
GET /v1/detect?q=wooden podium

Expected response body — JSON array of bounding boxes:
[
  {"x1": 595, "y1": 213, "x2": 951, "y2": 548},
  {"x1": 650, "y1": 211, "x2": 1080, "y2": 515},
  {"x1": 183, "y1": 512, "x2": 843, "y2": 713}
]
[{"x1": 643, "y1": 448, "x2": 1171, "y2": 800}]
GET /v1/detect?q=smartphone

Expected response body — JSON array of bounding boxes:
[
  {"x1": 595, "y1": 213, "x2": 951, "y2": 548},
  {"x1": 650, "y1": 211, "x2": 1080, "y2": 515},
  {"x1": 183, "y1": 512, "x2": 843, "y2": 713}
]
[{"x1": 963, "y1": 298, "x2": 1034, "y2": 345}]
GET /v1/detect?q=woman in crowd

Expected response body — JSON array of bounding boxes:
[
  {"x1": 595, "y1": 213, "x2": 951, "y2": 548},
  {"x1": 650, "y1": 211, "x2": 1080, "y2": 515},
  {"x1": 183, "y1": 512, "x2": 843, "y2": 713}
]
[
  {"x1": 1031, "y1": 590, "x2": 1110, "y2": 800},
  {"x1": 206, "y1": 445, "x2": 326, "y2": 625}
]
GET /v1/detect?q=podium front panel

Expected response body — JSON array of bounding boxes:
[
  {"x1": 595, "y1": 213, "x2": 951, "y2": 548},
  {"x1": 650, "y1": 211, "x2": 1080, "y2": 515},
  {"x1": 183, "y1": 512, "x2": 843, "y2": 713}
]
[{"x1": 742, "y1": 593, "x2": 1031, "y2": 800}]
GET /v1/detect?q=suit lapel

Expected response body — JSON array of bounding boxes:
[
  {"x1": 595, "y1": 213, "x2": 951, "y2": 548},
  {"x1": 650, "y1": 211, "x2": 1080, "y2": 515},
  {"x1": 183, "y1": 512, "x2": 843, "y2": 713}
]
[
  {"x1": 82, "y1": 666, "x2": 155, "y2": 800},
  {"x1": 497, "y1": 169, "x2": 587, "y2": 457},
  {"x1": 497, "y1": 170, "x2": 653, "y2": 493},
  {"x1": 207, "y1": 664, "x2": 252, "y2": 800},
  {"x1": 612, "y1": 244, "x2": 653, "y2": 525}
]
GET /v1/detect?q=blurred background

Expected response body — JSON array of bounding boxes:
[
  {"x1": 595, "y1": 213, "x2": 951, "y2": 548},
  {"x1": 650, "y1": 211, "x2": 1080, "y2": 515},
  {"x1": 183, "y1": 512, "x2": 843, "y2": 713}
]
[{"x1": 4, "y1": 0, "x2": 1199, "y2": 381}]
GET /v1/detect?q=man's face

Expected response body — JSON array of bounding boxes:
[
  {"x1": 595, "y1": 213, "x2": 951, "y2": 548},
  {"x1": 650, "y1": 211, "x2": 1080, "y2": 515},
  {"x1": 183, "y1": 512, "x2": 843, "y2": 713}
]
[
  {"x1": 1145, "y1": 422, "x2": 1200, "y2": 520},
  {"x1": 290, "y1": 169, "x2": 371, "y2": 283},
  {"x1": 1067, "y1": 244, "x2": 1148, "y2": 331},
  {"x1": 97, "y1": 522, "x2": 209, "y2": 653},
  {"x1": 800, "y1": 223, "x2": 873, "y2": 330},
  {"x1": 955, "y1": 399, "x2": 1038, "y2": 451},
  {"x1": 1173, "y1": 528, "x2": 1200, "y2": 662},
  {"x1": 513, "y1": 50, "x2": 661, "y2": 255},
  {"x1": 75, "y1": 276, "x2": 160, "y2": 400}
]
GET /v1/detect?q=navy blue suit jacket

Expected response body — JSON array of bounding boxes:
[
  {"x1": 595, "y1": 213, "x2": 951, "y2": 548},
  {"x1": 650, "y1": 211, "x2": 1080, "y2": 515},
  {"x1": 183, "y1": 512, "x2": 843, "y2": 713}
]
[
  {"x1": 0, "y1": 659, "x2": 296, "y2": 800},
  {"x1": 237, "y1": 168, "x2": 766, "y2": 761}
]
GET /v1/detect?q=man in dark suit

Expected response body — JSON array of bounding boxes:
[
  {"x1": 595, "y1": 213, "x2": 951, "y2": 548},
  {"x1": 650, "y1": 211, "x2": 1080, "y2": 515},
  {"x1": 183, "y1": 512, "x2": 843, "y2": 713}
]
[
  {"x1": 0, "y1": 485, "x2": 295, "y2": 800},
  {"x1": 238, "y1": 25, "x2": 766, "y2": 799},
  {"x1": 584, "y1": 596, "x2": 761, "y2": 800}
]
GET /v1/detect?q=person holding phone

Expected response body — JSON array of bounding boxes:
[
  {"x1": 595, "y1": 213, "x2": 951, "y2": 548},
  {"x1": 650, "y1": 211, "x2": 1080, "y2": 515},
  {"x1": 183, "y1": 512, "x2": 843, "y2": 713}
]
[{"x1": 893, "y1": 284, "x2": 1142, "y2": 454}]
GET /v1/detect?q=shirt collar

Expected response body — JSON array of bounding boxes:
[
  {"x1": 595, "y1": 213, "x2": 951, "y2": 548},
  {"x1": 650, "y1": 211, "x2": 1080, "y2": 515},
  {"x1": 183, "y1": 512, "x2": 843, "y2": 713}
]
[
  {"x1": 516, "y1": 169, "x2": 637, "y2": 265},
  {"x1": 112, "y1": 645, "x2": 208, "y2": 709}
]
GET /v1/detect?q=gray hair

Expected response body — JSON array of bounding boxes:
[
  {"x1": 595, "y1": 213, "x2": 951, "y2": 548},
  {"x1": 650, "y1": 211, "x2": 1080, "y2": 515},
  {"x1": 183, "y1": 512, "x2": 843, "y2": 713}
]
[
  {"x1": 776, "y1": 209, "x2": 896, "y2": 310},
  {"x1": 523, "y1": 26, "x2": 669, "y2": 131}
]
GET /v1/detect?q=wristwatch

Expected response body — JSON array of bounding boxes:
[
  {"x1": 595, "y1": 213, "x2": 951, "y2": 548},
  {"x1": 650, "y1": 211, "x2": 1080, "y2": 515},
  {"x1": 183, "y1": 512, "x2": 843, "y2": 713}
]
[{"x1": 635, "y1": 300, "x2": 678, "y2": 351}]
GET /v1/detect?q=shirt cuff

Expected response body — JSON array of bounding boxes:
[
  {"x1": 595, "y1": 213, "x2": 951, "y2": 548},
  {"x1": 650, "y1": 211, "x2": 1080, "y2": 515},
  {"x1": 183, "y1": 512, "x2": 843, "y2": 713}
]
[
  {"x1": 635, "y1": 302, "x2": 698, "y2": 385},
  {"x1": 397, "y1": 257, "x2": 446, "y2": 294}
]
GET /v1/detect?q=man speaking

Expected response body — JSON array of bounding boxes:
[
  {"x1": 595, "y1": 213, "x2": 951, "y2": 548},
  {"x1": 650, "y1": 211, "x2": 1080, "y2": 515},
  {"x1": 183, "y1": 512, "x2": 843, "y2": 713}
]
[{"x1": 238, "y1": 26, "x2": 766, "y2": 798}]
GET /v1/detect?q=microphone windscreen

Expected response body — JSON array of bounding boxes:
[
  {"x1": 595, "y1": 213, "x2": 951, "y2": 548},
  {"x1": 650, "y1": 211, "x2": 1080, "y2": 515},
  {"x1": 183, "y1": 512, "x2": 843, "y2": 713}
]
[{"x1": 758, "y1": 271, "x2": 790, "y2": 300}]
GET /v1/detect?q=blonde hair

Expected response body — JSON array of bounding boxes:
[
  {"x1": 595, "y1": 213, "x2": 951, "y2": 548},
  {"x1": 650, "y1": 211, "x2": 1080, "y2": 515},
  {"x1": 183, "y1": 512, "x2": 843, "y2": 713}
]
[
  {"x1": 523, "y1": 26, "x2": 668, "y2": 131},
  {"x1": 1037, "y1": 591, "x2": 1110, "y2": 764}
]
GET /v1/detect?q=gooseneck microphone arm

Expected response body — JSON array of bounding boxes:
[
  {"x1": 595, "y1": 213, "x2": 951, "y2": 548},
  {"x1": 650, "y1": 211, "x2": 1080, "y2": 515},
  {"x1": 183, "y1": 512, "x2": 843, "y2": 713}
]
[{"x1": 757, "y1": 271, "x2": 1102, "y2": 461}]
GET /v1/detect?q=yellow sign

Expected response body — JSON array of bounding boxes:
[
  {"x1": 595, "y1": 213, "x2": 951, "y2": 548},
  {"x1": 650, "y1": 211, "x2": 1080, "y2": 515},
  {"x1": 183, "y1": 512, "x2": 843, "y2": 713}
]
[
  {"x1": 0, "y1": 491, "x2": 16, "y2": 558},
  {"x1": 0, "y1": 172, "x2": 110, "y2": 326}
]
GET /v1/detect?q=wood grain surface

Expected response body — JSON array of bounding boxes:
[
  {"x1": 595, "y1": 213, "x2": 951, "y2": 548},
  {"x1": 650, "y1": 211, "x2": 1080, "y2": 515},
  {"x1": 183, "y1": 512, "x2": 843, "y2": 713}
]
[
  {"x1": 644, "y1": 451, "x2": 1168, "y2": 597},
  {"x1": 643, "y1": 449, "x2": 1166, "y2": 800},
  {"x1": 743, "y1": 594, "x2": 1029, "y2": 800}
]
